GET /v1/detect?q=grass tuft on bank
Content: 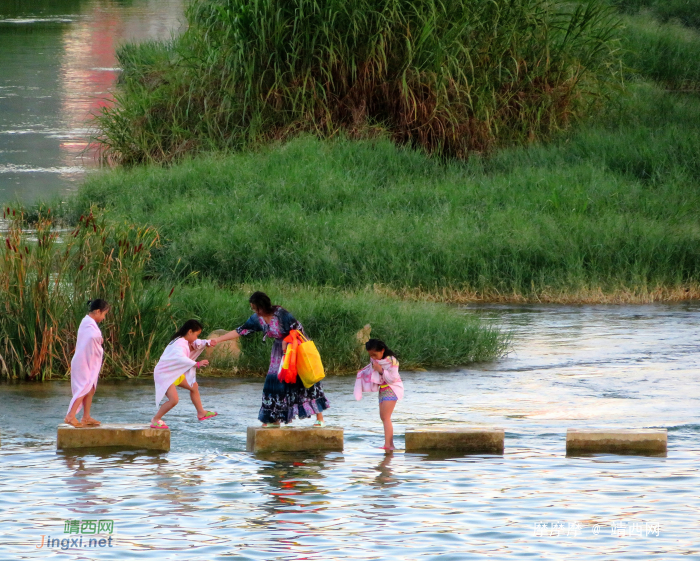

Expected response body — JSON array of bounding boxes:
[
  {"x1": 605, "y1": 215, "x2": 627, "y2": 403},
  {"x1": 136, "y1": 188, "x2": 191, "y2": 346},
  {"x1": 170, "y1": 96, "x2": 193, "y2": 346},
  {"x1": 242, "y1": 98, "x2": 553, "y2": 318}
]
[{"x1": 95, "y1": 0, "x2": 622, "y2": 164}]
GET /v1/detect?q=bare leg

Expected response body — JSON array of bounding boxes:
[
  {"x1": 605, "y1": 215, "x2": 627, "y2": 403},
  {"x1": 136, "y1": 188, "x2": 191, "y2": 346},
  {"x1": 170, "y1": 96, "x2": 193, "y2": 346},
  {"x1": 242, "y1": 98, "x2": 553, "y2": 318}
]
[
  {"x1": 151, "y1": 385, "x2": 179, "y2": 423},
  {"x1": 379, "y1": 400, "x2": 397, "y2": 450},
  {"x1": 65, "y1": 395, "x2": 86, "y2": 423},
  {"x1": 81, "y1": 386, "x2": 98, "y2": 423},
  {"x1": 187, "y1": 382, "x2": 207, "y2": 418},
  {"x1": 316, "y1": 412, "x2": 324, "y2": 422}
]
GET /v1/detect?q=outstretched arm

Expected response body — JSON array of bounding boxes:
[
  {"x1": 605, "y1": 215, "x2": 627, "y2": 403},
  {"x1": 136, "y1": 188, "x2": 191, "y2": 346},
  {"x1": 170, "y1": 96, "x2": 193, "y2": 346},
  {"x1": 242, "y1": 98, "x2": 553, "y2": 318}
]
[
  {"x1": 212, "y1": 314, "x2": 261, "y2": 345},
  {"x1": 212, "y1": 330, "x2": 241, "y2": 344}
]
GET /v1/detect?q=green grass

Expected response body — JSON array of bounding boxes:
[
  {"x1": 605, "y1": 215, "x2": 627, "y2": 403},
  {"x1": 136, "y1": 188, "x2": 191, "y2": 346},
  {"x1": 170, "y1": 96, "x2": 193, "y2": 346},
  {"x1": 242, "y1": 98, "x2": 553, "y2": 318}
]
[
  {"x1": 620, "y1": 13, "x2": 700, "y2": 89},
  {"x1": 0, "y1": 207, "x2": 507, "y2": 379},
  {"x1": 94, "y1": 0, "x2": 622, "y2": 164},
  {"x1": 68, "y1": 80, "x2": 700, "y2": 298},
  {"x1": 613, "y1": 0, "x2": 700, "y2": 29}
]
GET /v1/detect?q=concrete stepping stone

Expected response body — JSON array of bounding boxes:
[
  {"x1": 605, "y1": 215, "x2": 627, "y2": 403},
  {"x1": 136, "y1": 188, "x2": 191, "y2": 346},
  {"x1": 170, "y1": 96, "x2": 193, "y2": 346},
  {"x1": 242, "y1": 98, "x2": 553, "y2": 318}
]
[
  {"x1": 405, "y1": 427, "x2": 505, "y2": 454},
  {"x1": 566, "y1": 428, "x2": 667, "y2": 456},
  {"x1": 57, "y1": 423, "x2": 170, "y2": 452},
  {"x1": 246, "y1": 426, "x2": 343, "y2": 453}
]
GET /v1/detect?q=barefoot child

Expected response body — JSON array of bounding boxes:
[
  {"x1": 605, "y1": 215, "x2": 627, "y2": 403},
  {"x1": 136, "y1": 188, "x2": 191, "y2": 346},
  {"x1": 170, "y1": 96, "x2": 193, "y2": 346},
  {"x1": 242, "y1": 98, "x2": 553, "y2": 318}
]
[
  {"x1": 150, "y1": 320, "x2": 218, "y2": 429},
  {"x1": 64, "y1": 299, "x2": 110, "y2": 428},
  {"x1": 358, "y1": 339, "x2": 404, "y2": 450}
]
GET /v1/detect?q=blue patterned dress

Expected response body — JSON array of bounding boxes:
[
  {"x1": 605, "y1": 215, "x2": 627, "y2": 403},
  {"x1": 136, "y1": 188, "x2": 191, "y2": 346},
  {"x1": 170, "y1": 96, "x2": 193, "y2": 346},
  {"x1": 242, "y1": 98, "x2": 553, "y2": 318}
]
[{"x1": 236, "y1": 306, "x2": 330, "y2": 424}]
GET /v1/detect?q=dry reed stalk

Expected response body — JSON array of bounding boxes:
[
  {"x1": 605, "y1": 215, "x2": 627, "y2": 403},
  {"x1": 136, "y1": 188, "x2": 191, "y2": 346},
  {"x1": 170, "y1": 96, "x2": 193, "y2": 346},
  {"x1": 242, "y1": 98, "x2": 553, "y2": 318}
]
[
  {"x1": 370, "y1": 284, "x2": 700, "y2": 305},
  {"x1": 0, "y1": 206, "x2": 171, "y2": 380}
]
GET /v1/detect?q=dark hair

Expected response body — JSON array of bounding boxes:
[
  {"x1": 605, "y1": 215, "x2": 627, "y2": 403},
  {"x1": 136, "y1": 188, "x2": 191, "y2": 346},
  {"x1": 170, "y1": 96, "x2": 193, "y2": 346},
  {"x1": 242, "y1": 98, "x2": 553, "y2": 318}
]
[
  {"x1": 249, "y1": 291, "x2": 275, "y2": 315},
  {"x1": 365, "y1": 338, "x2": 395, "y2": 358},
  {"x1": 170, "y1": 319, "x2": 204, "y2": 342},
  {"x1": 87, "y1": 299, "x2": 110, "y2": 312}
]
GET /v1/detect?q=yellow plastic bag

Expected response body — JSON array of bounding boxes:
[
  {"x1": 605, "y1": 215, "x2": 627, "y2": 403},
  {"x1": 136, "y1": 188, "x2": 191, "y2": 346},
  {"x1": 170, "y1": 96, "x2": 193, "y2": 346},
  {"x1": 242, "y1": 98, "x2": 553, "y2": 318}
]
[{"x1": 296, "y1": 333, "x2": 325, "y2": 388}]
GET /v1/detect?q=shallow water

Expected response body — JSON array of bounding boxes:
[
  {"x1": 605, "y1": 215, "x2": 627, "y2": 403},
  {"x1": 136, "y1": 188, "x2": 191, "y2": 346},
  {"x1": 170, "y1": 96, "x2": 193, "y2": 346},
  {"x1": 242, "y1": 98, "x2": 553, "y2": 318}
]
[
  {"x1": 1, "y1": 303, "x2": 699, "y2": 559},
  {"x1": 0, "y1": 0, "x2": 185, "y2": 202}
]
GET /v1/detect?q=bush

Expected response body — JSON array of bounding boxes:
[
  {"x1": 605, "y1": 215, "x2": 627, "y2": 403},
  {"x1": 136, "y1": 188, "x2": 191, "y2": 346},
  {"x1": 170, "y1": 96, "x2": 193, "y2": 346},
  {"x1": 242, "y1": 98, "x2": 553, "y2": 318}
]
[{"x1": 95, "y1": 0, "x2": 622, "y2": 163}]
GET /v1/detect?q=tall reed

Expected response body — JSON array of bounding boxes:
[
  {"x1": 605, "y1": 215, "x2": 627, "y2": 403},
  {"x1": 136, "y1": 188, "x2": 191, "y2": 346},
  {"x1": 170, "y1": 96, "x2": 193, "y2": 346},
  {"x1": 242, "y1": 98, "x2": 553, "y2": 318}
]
[
  {"x1": 0, "y1": 206, "x2": 173, "y2": 380},
  {"x1": 95, "y1": 0, "x2": 622, "y2": 164}
]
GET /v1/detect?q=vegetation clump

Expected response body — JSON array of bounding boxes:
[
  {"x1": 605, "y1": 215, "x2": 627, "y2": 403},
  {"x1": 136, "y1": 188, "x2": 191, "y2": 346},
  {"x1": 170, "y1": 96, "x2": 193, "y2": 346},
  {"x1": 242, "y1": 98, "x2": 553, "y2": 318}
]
[
  {"x1": 0, "y1": 207, "x2": 171, "y2": 380},
  {"x1": 96, "y1": 0, "x2": 622, "y2": 164}
]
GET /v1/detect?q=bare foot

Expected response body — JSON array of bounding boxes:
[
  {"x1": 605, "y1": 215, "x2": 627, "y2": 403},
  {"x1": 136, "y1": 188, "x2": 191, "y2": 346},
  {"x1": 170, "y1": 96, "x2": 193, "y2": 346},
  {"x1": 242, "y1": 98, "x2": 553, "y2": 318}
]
[{"x1": 381, "y1": 445, "x2": 395, "y2": 450}]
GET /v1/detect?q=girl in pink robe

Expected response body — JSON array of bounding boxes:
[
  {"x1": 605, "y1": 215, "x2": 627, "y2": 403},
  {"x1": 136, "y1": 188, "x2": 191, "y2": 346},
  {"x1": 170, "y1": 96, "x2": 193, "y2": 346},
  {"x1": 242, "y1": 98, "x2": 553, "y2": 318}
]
[
  {"x1": 64, "y1": 299, "x2": 110, "y2": 428},
  {"x1": 150, "y1": 319, "x2": 218, "y2": 429}
]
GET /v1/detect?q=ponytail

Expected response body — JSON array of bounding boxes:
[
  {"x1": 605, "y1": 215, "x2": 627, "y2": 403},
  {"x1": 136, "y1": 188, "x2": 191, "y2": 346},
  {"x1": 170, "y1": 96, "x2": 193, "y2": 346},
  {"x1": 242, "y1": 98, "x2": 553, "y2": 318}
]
[
  {"x1": 365, "y1": 338, "x2": 396, "y2": 359},
  {"x1": 87, "y1": 298, "x2": 110, "y2": 312},
  {"x1": 170, "y1": 319, "x2": 204, "y2": 342}
]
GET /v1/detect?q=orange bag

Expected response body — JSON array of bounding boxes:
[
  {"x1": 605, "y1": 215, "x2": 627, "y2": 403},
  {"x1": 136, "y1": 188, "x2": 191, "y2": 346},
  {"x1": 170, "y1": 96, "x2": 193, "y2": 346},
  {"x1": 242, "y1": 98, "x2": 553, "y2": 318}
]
[{"x1": 278, "y1": 330, "x2": 301, "y2": 383}]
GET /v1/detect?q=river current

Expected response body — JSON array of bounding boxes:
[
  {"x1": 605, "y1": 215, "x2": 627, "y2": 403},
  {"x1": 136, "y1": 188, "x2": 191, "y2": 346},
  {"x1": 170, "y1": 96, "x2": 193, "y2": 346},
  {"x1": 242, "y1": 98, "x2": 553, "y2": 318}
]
[{"x1": 1, "y1": 304, "x2": 699, "y2": 559}]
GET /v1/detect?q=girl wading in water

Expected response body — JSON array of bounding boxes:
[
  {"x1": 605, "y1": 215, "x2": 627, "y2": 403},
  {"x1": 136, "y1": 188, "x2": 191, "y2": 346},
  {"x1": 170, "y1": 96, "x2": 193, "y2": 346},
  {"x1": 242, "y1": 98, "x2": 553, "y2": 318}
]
[
  {"x1": 64, "y1": 299, "x2": 110, "y2": 428},
  {"x1": 360, "y1": 339, "x2": 404, "y2": 450},
  {"x1": 212, "y1": 292, "x2": 329, "y2": 426}
]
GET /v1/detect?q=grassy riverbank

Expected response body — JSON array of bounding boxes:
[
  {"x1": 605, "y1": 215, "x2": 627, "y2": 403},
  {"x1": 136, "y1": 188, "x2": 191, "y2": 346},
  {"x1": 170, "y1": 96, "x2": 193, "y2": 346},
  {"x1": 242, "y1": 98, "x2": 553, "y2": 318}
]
[
  {"x1": 64, "y1": 4, "x2": 700, "y2": 304},
  {"x1": 7, "y1": 2, "x2": 700, "y2": 379},
  {"x1": 69, "y1": 77, "x2": 700, "y2": 302}
]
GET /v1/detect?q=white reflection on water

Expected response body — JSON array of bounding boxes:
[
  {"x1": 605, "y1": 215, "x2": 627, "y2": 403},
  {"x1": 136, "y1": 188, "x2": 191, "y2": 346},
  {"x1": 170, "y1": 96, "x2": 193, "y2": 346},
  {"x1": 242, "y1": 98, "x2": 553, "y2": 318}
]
[
  {"x1": 0, "y1": 0, "x2": 185, "y2": 202},
  {"x1": 0, "y1": 304, "x2": 699, "y2": 559}
]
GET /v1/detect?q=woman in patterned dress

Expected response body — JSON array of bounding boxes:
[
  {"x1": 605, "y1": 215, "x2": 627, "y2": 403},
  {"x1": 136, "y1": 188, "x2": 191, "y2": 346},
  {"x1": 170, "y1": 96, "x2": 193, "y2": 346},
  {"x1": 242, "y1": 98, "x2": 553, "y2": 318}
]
[{"x1": 212, "y1": 292, "x2": 329, "y2": 426}]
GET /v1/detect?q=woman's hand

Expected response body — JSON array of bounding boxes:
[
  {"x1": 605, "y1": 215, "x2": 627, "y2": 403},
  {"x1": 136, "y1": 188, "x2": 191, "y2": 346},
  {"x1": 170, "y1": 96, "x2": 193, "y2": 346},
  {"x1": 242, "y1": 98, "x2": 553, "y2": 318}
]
[
  {"x1": 215, "y1": 330, "x2": 240, "y2": 343},
  {"x1": 208, "y1": 339, "x2": 217, "y2": 347},
  {"x1": 196, "y1": 360, "x2": 209, "y2": 369},
  {"x1": 371, "y1": 360, "x2": 383, "y2": 373}
]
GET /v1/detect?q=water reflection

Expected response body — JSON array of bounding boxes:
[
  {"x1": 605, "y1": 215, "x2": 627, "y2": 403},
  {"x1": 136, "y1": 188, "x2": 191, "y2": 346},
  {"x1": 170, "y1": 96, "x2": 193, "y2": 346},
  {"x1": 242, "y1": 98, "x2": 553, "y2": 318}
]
[
  {"x1": 253, "y1": 453, "x2": 335, "y2": 522},
  {"x1": 59, "y1": 453, "x2": 109, "y2": 513},
  {"x1": 0, "y1": 0, "x2": 185, "y2": 202},
  {"x1": 372, "y1": 453, "x2": 397, "y2": 489}
]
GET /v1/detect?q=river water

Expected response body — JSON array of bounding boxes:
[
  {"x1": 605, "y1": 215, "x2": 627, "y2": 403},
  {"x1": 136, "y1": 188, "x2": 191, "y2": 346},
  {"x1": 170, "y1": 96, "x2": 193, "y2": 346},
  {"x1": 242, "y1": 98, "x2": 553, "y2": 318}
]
[
  {"x1": 1, "y1": 303, "x2": 699, "y2": 559},
  {"x1": 0, "y1": 0, "x2": 185, "y2": 203}
]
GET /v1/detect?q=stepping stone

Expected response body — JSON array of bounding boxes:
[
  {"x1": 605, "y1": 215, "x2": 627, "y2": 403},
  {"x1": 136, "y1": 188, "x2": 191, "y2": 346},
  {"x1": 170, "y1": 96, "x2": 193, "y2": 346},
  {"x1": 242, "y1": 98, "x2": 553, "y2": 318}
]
[
  {"x1": 57, "y1": 423, "x2": 170, "y2": 452},
  {"x1": 566, "y1": 428, "x2": 667, "y2": 456},
  {"x1": 405, "y1": 427, "x2": 505, "y2": 454},
  {"x1": 247, "y1": 426, "x2": 344, "y2": 453}
]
